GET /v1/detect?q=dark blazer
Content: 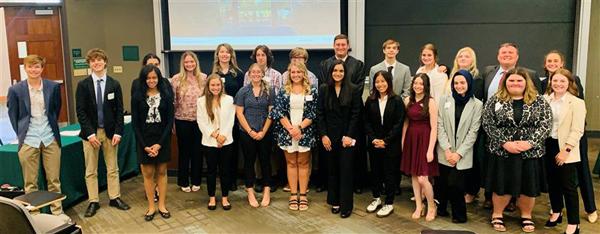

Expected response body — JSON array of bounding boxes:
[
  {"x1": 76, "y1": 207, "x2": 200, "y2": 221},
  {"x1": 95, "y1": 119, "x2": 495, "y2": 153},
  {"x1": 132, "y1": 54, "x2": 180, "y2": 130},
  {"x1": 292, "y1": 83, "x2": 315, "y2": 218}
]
[
  {"x1": 130, "y1": 90, "x2": 174, "y2": 149},
  {"x1": 317, "y1": 83, "x2": 362, "y2": 143},
  {"x1": 363, "y1": 95, "x2": 405, "y2": 145},
  {"x1": 481, "y1": 65, "x2": 541, "y2": 102},
  {"x1": 7, "y1": 79, "x2": 62, "y2": 147},
  {"x1": 319, "y1": 56, "x2": 365, "y2": 94},
  {"x1": 76, "y1": 75, "x2": 124, "y2": 140}
]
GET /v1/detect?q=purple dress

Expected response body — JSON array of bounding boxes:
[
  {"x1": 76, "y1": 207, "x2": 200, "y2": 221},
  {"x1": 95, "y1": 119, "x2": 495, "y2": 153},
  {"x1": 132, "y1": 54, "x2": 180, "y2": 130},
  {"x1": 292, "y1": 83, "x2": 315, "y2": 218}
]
[{"x1": 401, "y1": 99, "x2": 439, "y2": 176}]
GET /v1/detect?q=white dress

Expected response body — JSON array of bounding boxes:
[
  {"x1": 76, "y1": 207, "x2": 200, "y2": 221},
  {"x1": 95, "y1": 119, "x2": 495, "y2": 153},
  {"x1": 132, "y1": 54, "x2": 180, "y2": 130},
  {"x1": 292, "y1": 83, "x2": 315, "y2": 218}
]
[{"x1": 280, "y1": 93, "x2": 310, "y2": 153}]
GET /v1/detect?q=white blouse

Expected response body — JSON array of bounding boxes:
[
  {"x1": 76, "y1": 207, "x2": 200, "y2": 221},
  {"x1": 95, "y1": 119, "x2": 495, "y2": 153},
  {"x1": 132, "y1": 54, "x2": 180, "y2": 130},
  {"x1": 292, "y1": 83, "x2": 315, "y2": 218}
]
[{"x1": 196, "y1": 95, "x2": 235, "y2": 147}]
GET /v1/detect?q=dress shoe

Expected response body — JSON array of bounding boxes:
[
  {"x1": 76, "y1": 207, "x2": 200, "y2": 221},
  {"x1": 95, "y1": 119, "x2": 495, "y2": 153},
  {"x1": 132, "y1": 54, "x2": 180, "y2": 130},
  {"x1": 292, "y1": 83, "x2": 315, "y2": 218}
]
[
  {"x1": 158, "y1": 209, "x2": 171, "y2": 219},
  {"x1": 254, "y1": 184, "x2": 264, "y2": 193},
  {"x1": 222, "y1": 203, "x2": 232, "y2": 210},
  {"x1": 207, "y1": 203, "x2": 217, "y2": 210},
  {"x1": 144, "y1": 210, "x2": 156, "y2": 221},
  {"x1": 340, "y1": 210, "x2": 352, "y2": 218},
  {"x1": 564, "y1": 225, "x2": 580, "y2": 234},
  {"x1": 84, "y1": 202, "x2": 100, "y2": 217},
  {"x1": 229, "y1": 184, "x2": 238, "y2": 192},
  {"x1": 270, "y1": 185, "x2": 278, "y2": 193},
  {"x1": 109, "y1": 198, "x2": 131, "y2": 210},
  {"x1": 331, "y1": 206, "x2": 341, "y2": 214},
  {"x1": 452, "y1": 217, "x2": 467, "y2": 223},
  {"x1": 545, "y1": 213, "x2": 563, "y2": 227}
]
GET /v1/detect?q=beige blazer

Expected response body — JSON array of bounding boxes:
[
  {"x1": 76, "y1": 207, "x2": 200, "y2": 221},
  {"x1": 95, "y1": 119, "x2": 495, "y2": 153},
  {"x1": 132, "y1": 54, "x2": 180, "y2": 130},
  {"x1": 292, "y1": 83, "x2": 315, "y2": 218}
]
[
  {"x1": 436, "y1": 95, "x2": 483, "y2": 170},
  {"x1": 543, "y1": 92, "x2": 586, "y2": 164}
]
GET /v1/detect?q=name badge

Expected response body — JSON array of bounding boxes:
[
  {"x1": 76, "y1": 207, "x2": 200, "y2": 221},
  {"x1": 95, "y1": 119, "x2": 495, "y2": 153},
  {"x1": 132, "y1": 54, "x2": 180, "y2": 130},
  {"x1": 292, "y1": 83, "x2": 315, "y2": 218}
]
[
  {"x1": 221, "y1": 77, "x2": 226, "y2": 83},
  {"x1": 305, "y1": 95, "x2": 313, "y2": 101},
  {"x1": 494, "y1": 102, "x2": 502, "y2": 112},
  {"x1": 444, "y1": 102, "x2": 451, "y2": 109},
  {"x1": 107, "y1": 93, "x2": 115, "y2": 100}
]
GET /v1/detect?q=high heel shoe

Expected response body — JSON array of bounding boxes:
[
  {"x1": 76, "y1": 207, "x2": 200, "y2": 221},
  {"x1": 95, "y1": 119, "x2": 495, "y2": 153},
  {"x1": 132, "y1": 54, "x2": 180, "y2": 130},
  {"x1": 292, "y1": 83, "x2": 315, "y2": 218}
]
[
  {"x1": 563, "y1": 225, "x2": 579, "y2": 234},
  {"x1": 425, "y1": 204, "x2": 437, "y2": 222},
  {"x1": 545, "y1": 213, "x2": 563, "y2": 227}
]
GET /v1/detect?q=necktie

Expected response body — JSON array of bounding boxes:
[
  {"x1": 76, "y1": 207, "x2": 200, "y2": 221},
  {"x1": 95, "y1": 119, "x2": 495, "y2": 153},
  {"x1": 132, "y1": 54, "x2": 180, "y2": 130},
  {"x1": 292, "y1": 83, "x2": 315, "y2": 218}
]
[
  {"x1": 387, "y1": 66, "x2": 393, "y2": 73},
  {"x1": 499, "y1": 71, "x2": 506, "y2": 86},
  {"x1": 96, "y1": 79, "x2": 104, "y2": 128}
]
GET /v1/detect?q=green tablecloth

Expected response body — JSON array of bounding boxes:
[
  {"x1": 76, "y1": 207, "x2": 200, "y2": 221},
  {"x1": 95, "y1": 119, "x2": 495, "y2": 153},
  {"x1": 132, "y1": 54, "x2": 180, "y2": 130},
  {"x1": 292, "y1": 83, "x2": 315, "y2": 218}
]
[
  {"x1": 0, "y1": 123, "x2": 139, "y2": 208},
  {"x1": 594, "y1": 151, "x2": 600, "y2": 175}
]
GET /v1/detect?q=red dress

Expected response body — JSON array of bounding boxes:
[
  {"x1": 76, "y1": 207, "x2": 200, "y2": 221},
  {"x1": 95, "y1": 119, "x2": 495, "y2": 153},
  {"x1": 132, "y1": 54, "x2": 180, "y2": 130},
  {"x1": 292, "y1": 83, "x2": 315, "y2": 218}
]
[{"x1": 401, "y1": 99, "x2": 439, "y2": 176}]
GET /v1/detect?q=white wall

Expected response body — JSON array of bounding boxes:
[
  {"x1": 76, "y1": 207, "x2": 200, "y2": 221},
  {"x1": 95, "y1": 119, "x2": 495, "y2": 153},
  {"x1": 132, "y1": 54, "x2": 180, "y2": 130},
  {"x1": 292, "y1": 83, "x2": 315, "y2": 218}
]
[{"x1": 0, "y1": 7, "x2": 12, "y2": 98}]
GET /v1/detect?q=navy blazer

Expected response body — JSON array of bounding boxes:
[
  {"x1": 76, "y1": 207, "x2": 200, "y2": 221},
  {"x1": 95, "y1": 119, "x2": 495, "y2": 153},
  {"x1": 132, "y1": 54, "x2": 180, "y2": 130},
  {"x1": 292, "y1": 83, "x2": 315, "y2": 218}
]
[
  {"x1": 7, "y1": 79, "x2": 62, "y2": 148},
  {"x1": 75, "y1": 75, "x2": 124, "y2": 140}
]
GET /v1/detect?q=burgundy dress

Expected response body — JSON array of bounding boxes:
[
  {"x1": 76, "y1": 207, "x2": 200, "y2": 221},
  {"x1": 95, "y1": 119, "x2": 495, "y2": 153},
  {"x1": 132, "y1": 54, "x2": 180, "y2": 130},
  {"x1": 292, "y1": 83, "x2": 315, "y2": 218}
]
[{"x1": 401, "y1": 99, "x2": 439, "y2": 176}]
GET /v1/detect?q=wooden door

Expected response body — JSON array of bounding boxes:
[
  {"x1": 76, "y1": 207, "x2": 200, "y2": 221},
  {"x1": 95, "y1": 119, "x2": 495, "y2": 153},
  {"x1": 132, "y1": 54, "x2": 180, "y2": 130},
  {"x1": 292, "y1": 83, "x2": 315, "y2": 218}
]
[{"x1": 4, "y1": 6, "x2": 68, "y2": 122}]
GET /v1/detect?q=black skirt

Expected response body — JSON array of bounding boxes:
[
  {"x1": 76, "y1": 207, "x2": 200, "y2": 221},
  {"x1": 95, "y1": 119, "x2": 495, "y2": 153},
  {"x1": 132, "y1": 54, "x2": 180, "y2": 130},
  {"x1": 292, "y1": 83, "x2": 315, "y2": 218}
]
[
  {"x1": 137, "y1": 123, "x2": 171, "y2": 164},
  {"x1": 485, "y1": 154, "x2": 547, "y2": 197}
]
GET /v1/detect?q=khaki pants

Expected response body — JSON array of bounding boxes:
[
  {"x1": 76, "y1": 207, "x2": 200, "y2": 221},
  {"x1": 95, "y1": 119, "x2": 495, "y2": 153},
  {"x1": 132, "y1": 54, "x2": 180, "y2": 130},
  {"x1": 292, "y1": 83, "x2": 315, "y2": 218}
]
[
  {"x1": 83, "y1": 129, "x2": 120, "y2": 202},
  {"x1": 18, "y1": 140, "x2": 63, "y2": 215}
]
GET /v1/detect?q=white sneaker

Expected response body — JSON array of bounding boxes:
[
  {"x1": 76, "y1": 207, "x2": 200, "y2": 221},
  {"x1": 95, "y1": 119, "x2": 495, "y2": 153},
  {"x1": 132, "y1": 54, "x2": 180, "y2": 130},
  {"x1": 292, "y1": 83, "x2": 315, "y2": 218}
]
[
  {"x1": 376, "y1": 204, "x2": 394, "y2": 217},
  {"x1": 192, "y1": 185, "x2": 201, "y2": 192},
  {"x1": 366, "y1": 198, "x2": 382, "y2": 213},
  {"x1": 181, "y1": 186, "x2": 191, "y2": 193}
]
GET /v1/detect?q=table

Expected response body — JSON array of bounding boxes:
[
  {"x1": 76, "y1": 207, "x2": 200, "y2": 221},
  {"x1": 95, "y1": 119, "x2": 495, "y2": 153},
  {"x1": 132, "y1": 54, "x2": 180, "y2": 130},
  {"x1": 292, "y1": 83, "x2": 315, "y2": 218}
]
[{"x1": 0, "y1": 123, "x2": 139, "y2": 208}]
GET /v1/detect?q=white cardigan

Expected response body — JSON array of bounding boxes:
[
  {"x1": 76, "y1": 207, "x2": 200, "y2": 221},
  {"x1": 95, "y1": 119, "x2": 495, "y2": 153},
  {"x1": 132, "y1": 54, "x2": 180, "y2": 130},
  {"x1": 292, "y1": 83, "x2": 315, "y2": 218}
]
[{"x1": 196, "y1": 95, "x2": 235, "y2": 147}]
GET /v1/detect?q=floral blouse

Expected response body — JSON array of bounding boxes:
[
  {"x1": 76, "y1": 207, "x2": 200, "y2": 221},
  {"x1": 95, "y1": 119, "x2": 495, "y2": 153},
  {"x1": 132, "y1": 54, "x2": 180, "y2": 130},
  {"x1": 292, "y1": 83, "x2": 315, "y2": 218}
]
[
  {"x1": 171, "y1": 73, "x2": 207, "y2": 121},
  {"x1": 269, "y1": 87, "x2": 318, "y2": 148},
  {"x1": 482, "y1": 95, "x2": 552, "y2": 159}
]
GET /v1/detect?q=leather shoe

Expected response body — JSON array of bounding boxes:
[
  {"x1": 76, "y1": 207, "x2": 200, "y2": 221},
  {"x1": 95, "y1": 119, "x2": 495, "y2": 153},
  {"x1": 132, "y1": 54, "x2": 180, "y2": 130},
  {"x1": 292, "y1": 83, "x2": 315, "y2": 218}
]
[
  {"x1": 254, "y1": 184, "x2": 264, "y2": 193},
  {"x1": 84, "y1": 202, "x2": 100, "y2": 217},
  {"x1": 340, "y1": 210, "x2": 352, "y2": 218},
  {"x1": 452, "y1": 217, "x2": 467, "y2": 223},
  {"x1": 222, "y1": 203, "x2": 232, "y2": 211},
  {"x1": 109, "y1": 198, "x2": 130, "y2": 210},
  {"x1": 331, "y1": 206, "x2": 340, "y2": 214},
  {"x1": 229, "y1": 184, "x2": 238, "y2": 192},
  {"x1": 158, "y1": 209, "x2": 171, "y2": 219},
  {"x1": 144, "y1": 210, "x2": 156, "y2": 221},
  {"x1": 207, "y1": 203, "x2": 217, "y2": 210}
]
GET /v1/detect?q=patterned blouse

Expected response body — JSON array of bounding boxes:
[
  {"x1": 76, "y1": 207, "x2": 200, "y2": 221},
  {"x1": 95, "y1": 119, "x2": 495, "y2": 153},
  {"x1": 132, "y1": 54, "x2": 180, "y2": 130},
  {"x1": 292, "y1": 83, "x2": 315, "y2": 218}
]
[
  {"x1": 269, "y1": 87, "x2": 318, "y2": 148},
  {"x1": 482, "y1": 95, "x2": 552, "y2": 159},
  {"x1": 171, "y1": 73, "x2": 207, "y2": 121},
  {"x1": 146, "y1": 93, "x2": 161, "y2": 123},
  {"x1": 244, "y1": 67, "x2": 283, "y2": 94}
]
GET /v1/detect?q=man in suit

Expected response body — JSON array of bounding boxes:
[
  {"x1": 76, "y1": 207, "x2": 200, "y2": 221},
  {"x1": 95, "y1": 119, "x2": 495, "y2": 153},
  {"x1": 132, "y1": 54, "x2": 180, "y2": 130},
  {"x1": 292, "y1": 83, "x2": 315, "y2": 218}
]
[
  {"x1": 76, "y1": 48, "x2": 129, "y2": 217},
  {"x1": 481, "y1": 42, "x2": 541, "y2": 102},
  {"x1": 319, "y1": 34, "x2": 367, "y2": 194},
  {"x1": 369, "y1": 39, "x2": 412, "y2": 97},
  {"x1": 7, "y1": 55, "x2": 64, "y2": 215}
]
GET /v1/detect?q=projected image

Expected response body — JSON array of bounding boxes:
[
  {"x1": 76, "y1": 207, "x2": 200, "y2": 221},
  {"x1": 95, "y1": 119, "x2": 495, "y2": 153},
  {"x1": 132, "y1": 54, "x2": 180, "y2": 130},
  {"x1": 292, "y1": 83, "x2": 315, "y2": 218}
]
[{"x1": 168, "y1": 0, "x2": 341, "y2": 50}]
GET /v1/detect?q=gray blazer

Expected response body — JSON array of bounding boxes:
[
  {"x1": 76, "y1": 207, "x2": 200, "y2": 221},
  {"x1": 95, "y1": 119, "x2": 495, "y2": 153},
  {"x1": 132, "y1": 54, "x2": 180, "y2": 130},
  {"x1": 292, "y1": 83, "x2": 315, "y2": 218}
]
[
  {"x1": 436, "y1": 95, "x2": 483, "y2": 170},
  {"x1": 369, "y1": 61, "x2": 412, "y2": 97}
]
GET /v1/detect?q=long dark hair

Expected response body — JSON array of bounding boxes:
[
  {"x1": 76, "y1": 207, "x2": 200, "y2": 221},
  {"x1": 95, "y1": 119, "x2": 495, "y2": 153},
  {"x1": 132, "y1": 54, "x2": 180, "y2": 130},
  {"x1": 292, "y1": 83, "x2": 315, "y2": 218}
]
[
  {"x1": 410, "y1": 73, "x2": 432, "y2": 117},
  {"x1": 136, "y1": 65, "x2": 170, "y2": 102},
  {"x1": 369, "y1": 70, "x2": 395, "y2": 100},
  {"x1": 325, "y1": 59, "x2": 353, "y2": 109}
]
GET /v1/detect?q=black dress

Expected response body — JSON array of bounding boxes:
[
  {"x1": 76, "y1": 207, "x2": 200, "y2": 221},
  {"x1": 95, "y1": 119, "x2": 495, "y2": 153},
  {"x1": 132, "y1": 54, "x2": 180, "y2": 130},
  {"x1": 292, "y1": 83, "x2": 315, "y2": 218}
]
[{"x1": 132, "y1": 93, "x2": 174, "y2": 164}]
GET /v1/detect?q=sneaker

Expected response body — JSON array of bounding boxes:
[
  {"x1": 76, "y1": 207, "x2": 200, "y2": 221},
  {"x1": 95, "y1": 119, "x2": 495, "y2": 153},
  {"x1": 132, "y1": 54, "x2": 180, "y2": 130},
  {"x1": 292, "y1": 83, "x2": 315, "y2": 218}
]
[
  {"x1": 376, "y1": 204, "x2": 394, "y2": 217},
  {"x1": 181, "y1": 186, "x2": 191, "y2": 193},
  {"x1": 191, "y1": 185, "x2": 201, "y2": 192},
  {"x1": 283, "y1": 185, "x2": 291, "y2": 192},
  {"x1": 366, "y1": 198, "x2": 382, "y2": 213}
]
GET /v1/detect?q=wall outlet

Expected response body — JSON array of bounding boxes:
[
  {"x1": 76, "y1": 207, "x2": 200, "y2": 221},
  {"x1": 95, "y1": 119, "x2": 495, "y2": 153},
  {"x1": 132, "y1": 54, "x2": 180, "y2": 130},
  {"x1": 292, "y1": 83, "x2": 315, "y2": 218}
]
[{"x1": 113, "y1": 66, "x2": 123, "y2": 73}]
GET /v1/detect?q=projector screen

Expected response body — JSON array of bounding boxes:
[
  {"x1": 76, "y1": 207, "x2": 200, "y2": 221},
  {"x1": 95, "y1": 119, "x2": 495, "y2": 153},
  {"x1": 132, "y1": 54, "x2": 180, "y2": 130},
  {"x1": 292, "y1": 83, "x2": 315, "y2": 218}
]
[{"x1": 167, "y1": 0, "x2": 342, "y2": 51}]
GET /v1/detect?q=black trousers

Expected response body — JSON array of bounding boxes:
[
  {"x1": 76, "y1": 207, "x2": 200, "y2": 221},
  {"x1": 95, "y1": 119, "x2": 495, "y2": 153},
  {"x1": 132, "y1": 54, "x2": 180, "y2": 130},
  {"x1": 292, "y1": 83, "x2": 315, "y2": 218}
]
[
  {"x1": 240, "y1": 131, "x2": 272, "y2": 188},
  {"x1": 229, "y1": 122, "x2": 240, "y2": 187},
  {"x1": 576, "y1": 133, "x2": 596, "y2": 213},
  {"x1": 327, "y1": 144, "x2": 354, "y2": 213},
  {"x1": 316, "y1": 144, "x2": 328, "y2": 189},
  {"x1": 545, "y1": 138, "x2": 580, "y2": 224},
  {"x1": 435, "y1": 164, "x2": 467, "y2": 221},
  {"x1": 205, "y1": 145, "x2": 232, "y2": 197},
  {"x1": 353, "y1": 129, "x2": 368, "y2": 190},
  {"x1": 369, "y1": 146, "x2": 399, "y2": 204},
  {"x1": 175, "y1": 119, "x2": 203, "y2": 187},
  {"x1": 465, "y1": 130, "x2": 485, "y2": 195}
]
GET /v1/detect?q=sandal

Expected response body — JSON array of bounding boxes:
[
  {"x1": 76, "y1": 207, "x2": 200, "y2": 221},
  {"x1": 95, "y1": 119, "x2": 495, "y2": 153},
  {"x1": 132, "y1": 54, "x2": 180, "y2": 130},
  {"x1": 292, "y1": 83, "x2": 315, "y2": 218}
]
[
  {"x1": 521, "y1": 217, "x2": 535, "y2": 233},
  {"x1": 491, "y1": 217, "x2": 506, "y2": 232},
  {"x1": 298, "y1": 193, "x2": 309, "y2": 211},
  {"x1": 288, "y1": 193, "x2": 299, "y2": 211}
]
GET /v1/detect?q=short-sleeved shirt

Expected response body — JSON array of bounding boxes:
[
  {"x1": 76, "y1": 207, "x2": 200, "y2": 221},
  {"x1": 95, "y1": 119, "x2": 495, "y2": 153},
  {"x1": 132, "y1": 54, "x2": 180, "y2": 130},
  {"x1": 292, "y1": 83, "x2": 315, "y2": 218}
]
[{"x1": 234, "y1": 85, "x2": 275, "y2": 132}]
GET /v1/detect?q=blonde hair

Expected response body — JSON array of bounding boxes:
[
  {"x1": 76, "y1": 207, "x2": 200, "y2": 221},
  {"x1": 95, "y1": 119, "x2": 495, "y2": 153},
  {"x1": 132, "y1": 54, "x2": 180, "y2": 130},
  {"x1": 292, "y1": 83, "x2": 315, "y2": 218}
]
[
  {"x1": 211, "y1": 43, "x2": 240, "y2": 76},
  {"x1": 289, "y1": 47, "x2": 309, "y2": 62},
  {"x1": 284, "y1": 62, "x2": 311, "y2": 95},
  {"x1": 546, "y1": 68, "x2": 578, "y2": 97},
  {"x1": 176, "y1": 51, "x2": 203, "y2": 97},
  {"x1": 419, "y1": 43, "x2": 438, "y2": 65},
  {"x1": 204, "y1": 74, "x2": 225, "y2": 122},
  {"x1": 382, "y1": 39, "x2": 400, "y2": 50},
  {"x1": 247, "y1": 63, "x2": 270, "y2": 97},
  {"x1": 450, "y1": 47, "x2": 479, "y2": 78},
  {"x1": 23, "y1": 54, "x2": 45, "y2": 67},
  {"x1": 496, "y1": 67, "x2": 538, "y2": 105}
]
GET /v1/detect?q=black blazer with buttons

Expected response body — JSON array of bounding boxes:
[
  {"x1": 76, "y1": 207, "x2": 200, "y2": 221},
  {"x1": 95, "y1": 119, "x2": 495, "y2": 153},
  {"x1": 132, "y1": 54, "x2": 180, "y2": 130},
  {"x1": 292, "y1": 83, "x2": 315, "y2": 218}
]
[
  {"x1": 76, "y1": 75, "x2": 124, "y2": 140},
  {"x1": 363, "y1": 95, "x2": 405, "y2": 146},
  {"x1": 317, "y1": 83, "x2": 362, "y2": 143}
]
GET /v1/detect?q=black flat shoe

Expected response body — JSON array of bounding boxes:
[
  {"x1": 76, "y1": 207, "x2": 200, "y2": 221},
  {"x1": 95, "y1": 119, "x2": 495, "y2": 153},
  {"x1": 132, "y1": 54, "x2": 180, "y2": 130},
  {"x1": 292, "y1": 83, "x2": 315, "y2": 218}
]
[
  {"x1": 437, "y1": 209, "x2": 450, "y2": 217},
  {"x1": 208, "y1": 203, "x2": 217, "y2": 210},
  {"x1": 452, "y1": 217, "x2": 467, "y2": 223},
  {"x1": 341, "y1": 211, "x2": 352, "y2": 218},
  {"x1": 109, "y1": 198, "x2": 131, "y2": 210},
  {"x1": 229, "y1": 184, "x2": 238, "y2": 192},
  {"x1": 545, "y1": 213, "x2": 563, "y2": 227},
  {"x1": 84, "y1": 202, "x2": 100, "y2": 217},
  {"x1": 158, "y1": 209, "x2": 171, "y2": 219},
  {"x1": 144, "y1": 210, "x2": 156, "y2": 221},
  {"x1": 331, "y1": 206, "x2": 340, "y2": 214},
  {"x1": 564, "y1": 225, "x2": 580, "y2": 234},
  {"x1": 222, "y1": 203, "x2": 232, "y2": 210}
]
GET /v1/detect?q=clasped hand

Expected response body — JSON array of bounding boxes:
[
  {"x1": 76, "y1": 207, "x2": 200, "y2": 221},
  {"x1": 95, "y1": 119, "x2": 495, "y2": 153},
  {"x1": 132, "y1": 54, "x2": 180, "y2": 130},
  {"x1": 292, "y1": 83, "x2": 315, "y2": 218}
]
[{"x1": 502, "y1": 141, "x2": 532, "y2": 154}]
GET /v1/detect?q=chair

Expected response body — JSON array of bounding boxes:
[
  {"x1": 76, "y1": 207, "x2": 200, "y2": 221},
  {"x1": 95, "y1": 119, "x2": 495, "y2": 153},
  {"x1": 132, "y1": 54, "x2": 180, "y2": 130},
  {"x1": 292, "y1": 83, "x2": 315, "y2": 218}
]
[{"x1": 0, "y1": 196, "x2": 80, "y2": 233}]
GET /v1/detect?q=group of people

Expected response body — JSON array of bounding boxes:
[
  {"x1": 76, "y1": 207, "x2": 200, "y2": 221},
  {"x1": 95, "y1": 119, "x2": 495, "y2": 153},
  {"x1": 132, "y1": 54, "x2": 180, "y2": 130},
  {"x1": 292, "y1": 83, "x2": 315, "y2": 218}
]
[{"x1": 6, "y1": 34, "x2": 595, "y2": 234}]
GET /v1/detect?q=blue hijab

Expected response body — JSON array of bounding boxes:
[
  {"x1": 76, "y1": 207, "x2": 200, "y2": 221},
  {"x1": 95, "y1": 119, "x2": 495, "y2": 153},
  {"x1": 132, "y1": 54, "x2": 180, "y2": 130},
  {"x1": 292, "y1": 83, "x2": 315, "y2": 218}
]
[{"x1": 451, "y1": 69, "x2": 474, "y2": 105}]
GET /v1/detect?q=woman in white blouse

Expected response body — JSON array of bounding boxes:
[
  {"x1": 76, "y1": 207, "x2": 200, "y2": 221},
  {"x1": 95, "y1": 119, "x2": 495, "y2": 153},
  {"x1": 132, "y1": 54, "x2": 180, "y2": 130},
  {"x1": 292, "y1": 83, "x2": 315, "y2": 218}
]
[
  {"x1": 416, "y1": 43, "x2": 449, "y2": 104},
  {"x1": 197, "y1": 74, "x2": 236, "y2": 210},
  {"x1": 543, "y1": 68, "x2": 586, "y2": 234}
]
